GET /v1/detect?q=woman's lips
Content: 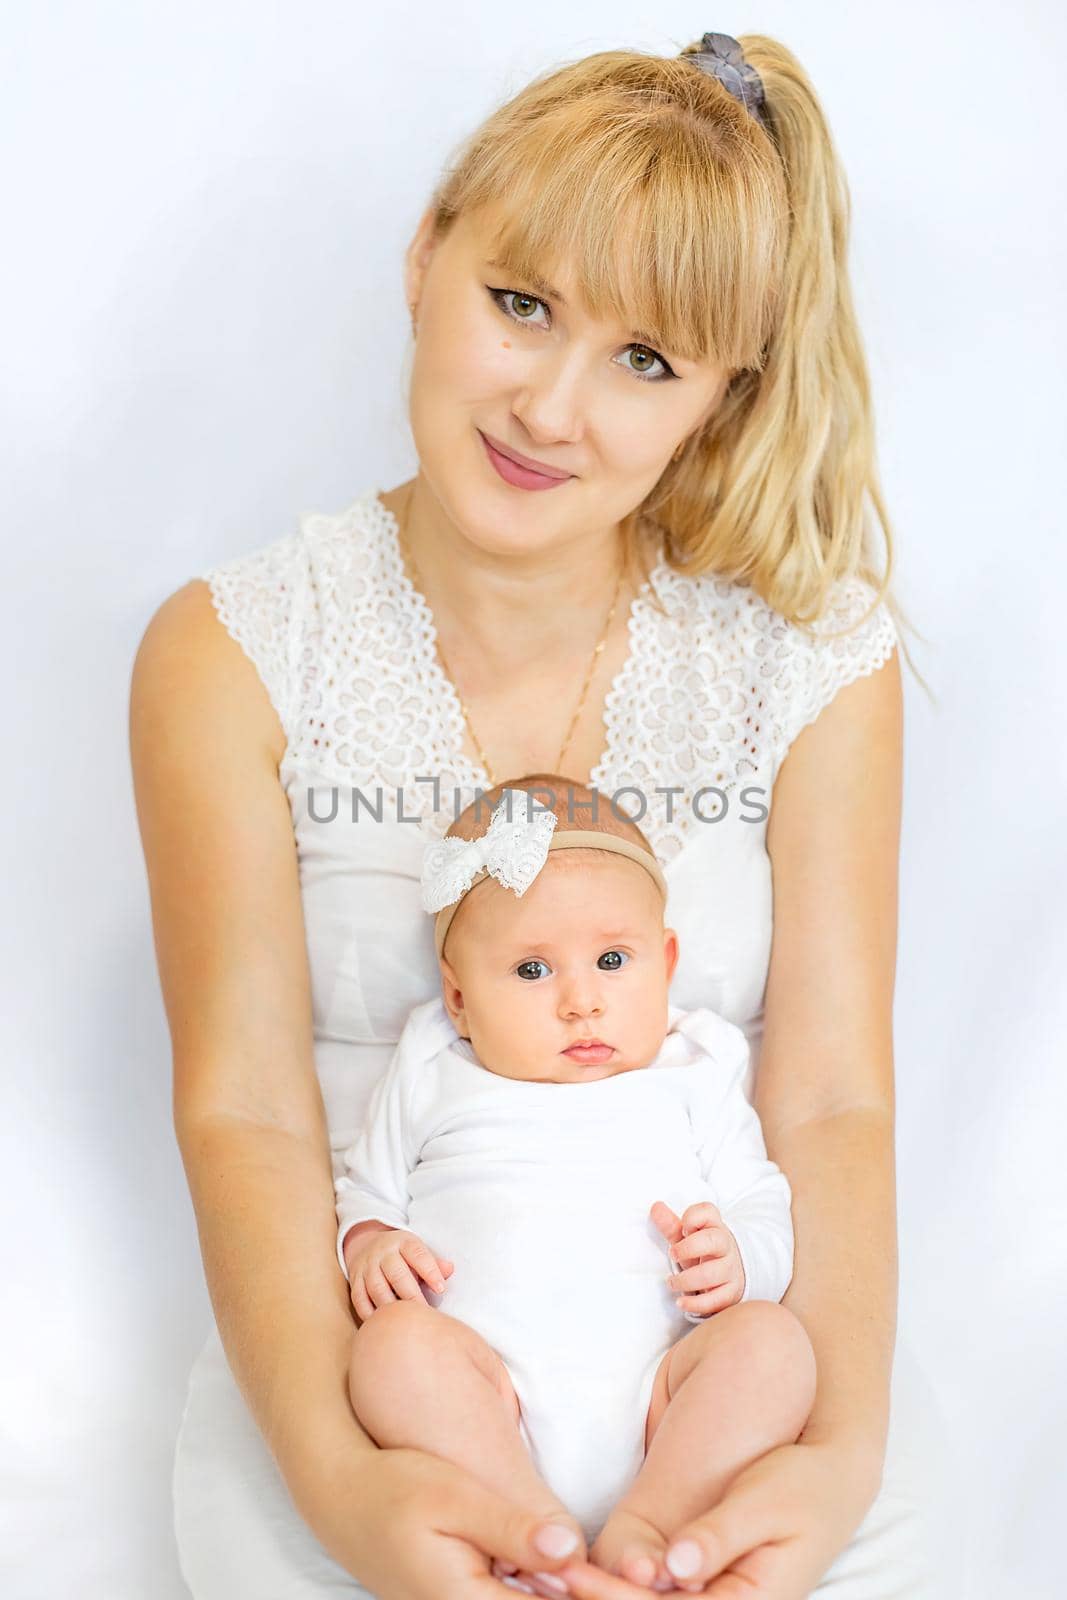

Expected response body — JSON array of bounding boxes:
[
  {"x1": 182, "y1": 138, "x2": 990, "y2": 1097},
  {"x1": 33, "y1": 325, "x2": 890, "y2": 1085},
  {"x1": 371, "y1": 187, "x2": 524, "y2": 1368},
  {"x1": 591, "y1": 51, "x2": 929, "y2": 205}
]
[
  {"x1": 562, "y1": 1043, "x2": 615, "y2": 1064},
  {"x1": 479, "y1": 430, "x2": 574, "y2": 491}
]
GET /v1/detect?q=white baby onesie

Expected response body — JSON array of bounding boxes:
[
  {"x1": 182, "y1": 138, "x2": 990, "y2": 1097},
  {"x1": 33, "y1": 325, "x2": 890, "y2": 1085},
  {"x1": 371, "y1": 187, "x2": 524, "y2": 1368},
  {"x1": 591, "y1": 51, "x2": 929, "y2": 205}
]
[{"x1": 335, "y1": 997, "x2": 794, "y2": 1542}]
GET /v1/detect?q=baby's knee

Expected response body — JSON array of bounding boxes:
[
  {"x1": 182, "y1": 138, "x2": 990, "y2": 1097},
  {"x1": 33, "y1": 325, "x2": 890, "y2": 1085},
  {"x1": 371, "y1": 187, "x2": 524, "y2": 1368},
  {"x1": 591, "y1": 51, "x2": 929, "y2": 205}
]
[
  {"x1": 728, "y1": 1300, "x2": 817, "y2": 1409},
  {"x1": 350, "y1": 1297, "x2": 443, "y2": 1385}
]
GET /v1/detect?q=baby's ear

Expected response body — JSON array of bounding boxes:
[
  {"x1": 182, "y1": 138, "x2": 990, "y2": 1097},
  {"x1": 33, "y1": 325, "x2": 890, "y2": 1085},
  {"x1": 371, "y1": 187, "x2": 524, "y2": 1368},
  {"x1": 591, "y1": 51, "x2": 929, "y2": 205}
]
[
  {"x1": 663, "y1": 926, "x2": 680, "y2": 981},
  {"x1": 439, "y1": 959, "x2": 467, "y2": 1033}
]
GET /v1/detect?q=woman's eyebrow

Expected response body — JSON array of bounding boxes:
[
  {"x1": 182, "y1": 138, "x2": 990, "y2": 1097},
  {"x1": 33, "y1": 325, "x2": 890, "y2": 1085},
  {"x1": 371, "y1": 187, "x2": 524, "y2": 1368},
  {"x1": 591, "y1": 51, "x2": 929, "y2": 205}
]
[
  {"x1": 485, "y1": 257, "x2": 661, "y2": 349},
  {"x1": 487, "y1": 257, "x2": 571, "y2": 307}
]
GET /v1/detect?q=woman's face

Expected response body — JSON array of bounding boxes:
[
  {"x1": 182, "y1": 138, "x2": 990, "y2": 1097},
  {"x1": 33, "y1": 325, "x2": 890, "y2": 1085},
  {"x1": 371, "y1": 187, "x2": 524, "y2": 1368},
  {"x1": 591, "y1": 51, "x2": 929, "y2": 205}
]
[{"x1": 404, "y1": 200, "x2": 730, "y2": 555}]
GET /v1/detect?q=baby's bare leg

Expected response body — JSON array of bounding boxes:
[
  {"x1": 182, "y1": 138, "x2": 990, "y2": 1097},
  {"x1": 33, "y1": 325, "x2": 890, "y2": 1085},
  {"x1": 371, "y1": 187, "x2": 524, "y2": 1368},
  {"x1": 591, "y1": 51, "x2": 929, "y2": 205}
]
[
  {"x1": 349, "y1": 1299, "x2": 580, "y2": 1537},
  {"x1": 593, "y1": 1301, "x2": 817, "y2": 1590}
]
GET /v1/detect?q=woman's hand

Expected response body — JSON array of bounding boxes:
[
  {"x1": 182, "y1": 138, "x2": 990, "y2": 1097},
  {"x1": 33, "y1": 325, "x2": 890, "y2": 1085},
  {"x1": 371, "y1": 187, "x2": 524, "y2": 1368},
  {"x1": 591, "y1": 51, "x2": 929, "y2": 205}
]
[
  {"x1": 556, "y1": 1439, "x2": 881, "y2": 1600},
  {"x1": 304, "y1": 1441, "x2": 587, "y2": 1599}
]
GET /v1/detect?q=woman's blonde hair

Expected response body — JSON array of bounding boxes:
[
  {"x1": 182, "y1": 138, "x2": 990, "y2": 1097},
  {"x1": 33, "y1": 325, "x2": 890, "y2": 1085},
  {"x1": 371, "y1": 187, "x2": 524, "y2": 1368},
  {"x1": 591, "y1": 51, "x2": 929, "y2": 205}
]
[{"x1": 417, "y1": 34, "x2": 928, "y2": 688}]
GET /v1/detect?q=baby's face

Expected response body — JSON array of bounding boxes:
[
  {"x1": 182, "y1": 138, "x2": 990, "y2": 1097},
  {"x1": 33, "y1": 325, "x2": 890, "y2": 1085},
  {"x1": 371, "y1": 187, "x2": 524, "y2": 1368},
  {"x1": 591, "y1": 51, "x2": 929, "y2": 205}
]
[{"x1": 440, "y1": 853, "x2": 679, "y2": 1083}]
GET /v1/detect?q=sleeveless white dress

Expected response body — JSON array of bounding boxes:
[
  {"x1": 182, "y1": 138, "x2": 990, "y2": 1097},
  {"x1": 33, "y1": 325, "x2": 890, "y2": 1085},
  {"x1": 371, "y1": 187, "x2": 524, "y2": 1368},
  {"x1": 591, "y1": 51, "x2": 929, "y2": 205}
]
[{"x1": 173, "y1": 488, "x2": 950, "y2": 1598}]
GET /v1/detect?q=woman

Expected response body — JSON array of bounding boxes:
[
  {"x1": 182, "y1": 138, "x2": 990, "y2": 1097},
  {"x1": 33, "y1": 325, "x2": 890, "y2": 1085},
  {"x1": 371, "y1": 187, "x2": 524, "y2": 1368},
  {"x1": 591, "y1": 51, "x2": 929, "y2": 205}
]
[{"x1": 130, "y1": 32, "x2": 947, "y2": 1600}]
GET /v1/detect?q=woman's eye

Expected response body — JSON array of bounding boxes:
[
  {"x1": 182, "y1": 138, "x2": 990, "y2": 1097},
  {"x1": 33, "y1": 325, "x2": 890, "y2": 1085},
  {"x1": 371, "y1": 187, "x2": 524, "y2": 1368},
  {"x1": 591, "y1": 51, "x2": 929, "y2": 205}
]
[
  {"x1": 516, "y1": 959, "x2": 550, "y2": 981},
  {"x1": 597, "y1": 950, "x2": 629, "y2": 971},
  {"x1": 486, "y1": 287, "x2": 677, "y2": 383},
  {"x1": 489, "y1": 288, "x2": 549, "y2": 329}
]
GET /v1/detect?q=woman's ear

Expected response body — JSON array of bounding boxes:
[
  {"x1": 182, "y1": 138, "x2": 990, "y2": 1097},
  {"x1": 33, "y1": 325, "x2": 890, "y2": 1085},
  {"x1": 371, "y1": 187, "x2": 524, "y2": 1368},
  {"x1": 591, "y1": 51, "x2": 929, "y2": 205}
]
[{"x1": 403, "y1": 203, "x2": 440, "y2": 323}]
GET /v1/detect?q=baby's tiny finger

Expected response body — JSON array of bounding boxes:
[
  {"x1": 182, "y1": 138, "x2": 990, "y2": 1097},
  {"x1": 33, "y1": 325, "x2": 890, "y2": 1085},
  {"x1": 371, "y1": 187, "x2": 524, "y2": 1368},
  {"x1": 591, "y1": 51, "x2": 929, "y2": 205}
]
[
  {"x1": 364, "y1": 1263, "x2": 399, "y2": 1306},
  {"x1": 351, "y1": 1281, "x2": 375, "y2": 1323},
  {"x1": 670, "y1": 1259, "x2": 724, "y2": 1293},
  {"x1": 405, "y1": 1242, "x2": 446, "y2": 1292},
  {"x1": 677, "y1": 1282, "x2": 737, "y2": 1316},
  {"x1": 676, "y1": 1227, "x2": 730, "y2": 1264},
  {"x1": 381, "y1": 1255, "x2": 428, "y2": 1300},
  {"x1": 650, "y1": 1201, "x2": 681, "y2": 1236},
  {"x1": 371, "y1": 1259, "x2": 411, "y2": 1303}
]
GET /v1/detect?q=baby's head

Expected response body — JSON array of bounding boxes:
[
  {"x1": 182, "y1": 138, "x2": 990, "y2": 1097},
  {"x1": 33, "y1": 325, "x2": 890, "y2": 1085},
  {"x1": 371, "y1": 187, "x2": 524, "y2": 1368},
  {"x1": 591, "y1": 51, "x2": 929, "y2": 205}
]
[{"x1": 425, "y1": 775, "x2": 679, "y2": 1084}]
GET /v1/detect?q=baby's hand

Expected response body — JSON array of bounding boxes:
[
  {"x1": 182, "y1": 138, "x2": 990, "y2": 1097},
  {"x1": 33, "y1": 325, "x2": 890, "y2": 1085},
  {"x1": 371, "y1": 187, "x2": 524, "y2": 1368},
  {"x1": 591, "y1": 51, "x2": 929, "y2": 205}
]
[
  {"x1": 650, "y1": 1198, "x2": 746, "y2": 1316},
  {"x1": 344, "y1": 1224, "x2": 454, "y2": 1320}
]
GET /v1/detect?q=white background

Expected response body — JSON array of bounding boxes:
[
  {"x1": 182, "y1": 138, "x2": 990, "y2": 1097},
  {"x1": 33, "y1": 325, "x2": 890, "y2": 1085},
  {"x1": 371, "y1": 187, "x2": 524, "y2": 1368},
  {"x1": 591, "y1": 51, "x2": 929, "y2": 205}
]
[{"x1": 3, "y1": 2, "x2": 1064, "y2": 1596}]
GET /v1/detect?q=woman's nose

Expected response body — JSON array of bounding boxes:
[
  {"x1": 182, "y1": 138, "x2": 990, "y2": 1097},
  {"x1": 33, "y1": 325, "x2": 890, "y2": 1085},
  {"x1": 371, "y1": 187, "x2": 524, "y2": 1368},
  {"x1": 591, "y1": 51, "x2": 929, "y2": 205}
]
[{"x1": 512, "y1": 349, "x2": 590, "y2": 443}]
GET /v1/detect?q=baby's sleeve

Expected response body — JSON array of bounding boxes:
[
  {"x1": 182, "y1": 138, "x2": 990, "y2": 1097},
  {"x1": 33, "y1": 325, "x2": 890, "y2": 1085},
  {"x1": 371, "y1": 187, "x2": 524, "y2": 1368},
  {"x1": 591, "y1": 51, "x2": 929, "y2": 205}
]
[
  {"x1": 689, "y1": 1030, "x2": 795, "y2": 1312},
  {"x1": 334, "y1": 1040, "x2": 419, "y2": 1282}
]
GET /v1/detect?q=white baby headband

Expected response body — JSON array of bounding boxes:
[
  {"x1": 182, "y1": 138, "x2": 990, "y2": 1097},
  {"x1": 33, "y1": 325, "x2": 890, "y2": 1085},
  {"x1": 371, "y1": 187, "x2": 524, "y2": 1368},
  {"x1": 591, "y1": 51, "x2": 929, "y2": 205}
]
[{"x1": 421, "y1": 787, "x2": 668, "y2": 959}]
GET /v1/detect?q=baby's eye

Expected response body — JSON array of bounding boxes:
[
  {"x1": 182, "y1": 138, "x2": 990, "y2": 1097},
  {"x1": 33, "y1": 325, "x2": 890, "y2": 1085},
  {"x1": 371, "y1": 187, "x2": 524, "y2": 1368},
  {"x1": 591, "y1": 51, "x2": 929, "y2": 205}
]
[
  {"x1": 515, "y1": 959, "x2": 551, "y2": 981},
  {"x1": 597, "y1": 950, "x2": 629, "y2": 970}
]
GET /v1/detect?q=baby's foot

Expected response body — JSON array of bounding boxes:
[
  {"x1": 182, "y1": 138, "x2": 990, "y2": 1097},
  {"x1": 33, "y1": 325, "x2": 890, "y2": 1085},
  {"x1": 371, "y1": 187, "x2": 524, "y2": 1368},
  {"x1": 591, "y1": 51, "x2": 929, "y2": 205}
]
[{"x1": 590, "y1": 1507, "x2": 675, "y2": 1592}]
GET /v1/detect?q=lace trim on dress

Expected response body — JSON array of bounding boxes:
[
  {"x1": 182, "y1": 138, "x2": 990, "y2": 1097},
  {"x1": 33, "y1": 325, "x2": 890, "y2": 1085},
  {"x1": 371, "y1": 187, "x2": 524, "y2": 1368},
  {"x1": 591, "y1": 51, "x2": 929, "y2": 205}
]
[
  {"x1": 199, "y1": 529, "x2": 312, "y2": 748},
  {"x1": 199, "y1": 491, "x2": 898, "y2": 863},
  {"x1": 751, "y1": 580, "x2": 899, "y2": 764}
]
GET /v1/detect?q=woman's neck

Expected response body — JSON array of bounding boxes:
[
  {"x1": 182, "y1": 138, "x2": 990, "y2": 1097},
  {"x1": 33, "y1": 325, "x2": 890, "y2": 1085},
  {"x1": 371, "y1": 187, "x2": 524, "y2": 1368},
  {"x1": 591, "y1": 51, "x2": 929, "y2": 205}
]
[{"x1": 382, "y1": 474, "x2": 649, "y2": 674}]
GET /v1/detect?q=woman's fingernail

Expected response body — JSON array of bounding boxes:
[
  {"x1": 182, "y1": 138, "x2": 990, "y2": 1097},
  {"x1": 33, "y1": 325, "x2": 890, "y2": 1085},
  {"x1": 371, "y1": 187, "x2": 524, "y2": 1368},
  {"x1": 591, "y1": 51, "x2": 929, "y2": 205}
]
[
  {"x1": 531, "y1": 1573, "x2": 570, "y2": 1594},
  {"x1": 533, "y1": 1523, "x2": 580, "y2": 1558},
  {"x1": 666, "y1": 1540, "x2": 703, "y2": 1579}
]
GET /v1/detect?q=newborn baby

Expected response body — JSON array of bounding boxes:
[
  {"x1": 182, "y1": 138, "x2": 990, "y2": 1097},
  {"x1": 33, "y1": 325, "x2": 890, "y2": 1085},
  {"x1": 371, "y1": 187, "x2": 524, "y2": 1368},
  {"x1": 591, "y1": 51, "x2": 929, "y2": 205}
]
[{"x1": 335, "y1": 778, "x2": 816, "y2": 1596}]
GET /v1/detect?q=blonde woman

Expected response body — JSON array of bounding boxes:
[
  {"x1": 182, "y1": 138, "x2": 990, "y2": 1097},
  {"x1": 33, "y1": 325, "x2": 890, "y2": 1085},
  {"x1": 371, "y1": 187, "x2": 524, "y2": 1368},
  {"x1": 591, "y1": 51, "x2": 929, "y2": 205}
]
[{"x1": 131, "y1": 32, "x2": 946, "y2": 1600}]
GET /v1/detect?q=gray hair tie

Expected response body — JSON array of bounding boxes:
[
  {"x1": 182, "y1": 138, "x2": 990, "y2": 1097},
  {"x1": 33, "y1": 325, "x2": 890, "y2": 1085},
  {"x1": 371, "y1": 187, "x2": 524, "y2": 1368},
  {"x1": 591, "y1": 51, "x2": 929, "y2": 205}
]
[{"x1": 683, "y1": 32, "x2": 769, "y2": 130}]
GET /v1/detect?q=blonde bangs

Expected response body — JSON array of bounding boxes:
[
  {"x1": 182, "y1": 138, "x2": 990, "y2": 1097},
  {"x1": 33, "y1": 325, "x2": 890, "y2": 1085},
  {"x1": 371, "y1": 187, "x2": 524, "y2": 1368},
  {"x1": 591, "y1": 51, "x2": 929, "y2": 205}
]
[{"x1": 434, "y1": 53, "x2": 786, "y2": 373}]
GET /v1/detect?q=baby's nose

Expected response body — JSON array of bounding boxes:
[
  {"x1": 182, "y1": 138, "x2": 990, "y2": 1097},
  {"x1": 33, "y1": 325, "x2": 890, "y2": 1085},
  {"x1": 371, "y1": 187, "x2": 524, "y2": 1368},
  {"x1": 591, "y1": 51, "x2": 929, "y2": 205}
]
[{"x1": 558, "y1": 976, "x2": 605, "y2": 1018}]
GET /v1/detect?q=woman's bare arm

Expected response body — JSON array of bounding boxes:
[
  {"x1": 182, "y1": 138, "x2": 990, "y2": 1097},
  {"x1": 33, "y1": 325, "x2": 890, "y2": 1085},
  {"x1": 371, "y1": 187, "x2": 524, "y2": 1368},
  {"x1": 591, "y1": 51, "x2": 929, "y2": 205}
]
[
  {"x1": 131, "y1": 580, "x2": 593, "y2": 1596},
  {"x1": 129, "y1": 580, "x2": 372, "y2": 1501},
  {"x1": 757, "y1": 649, "x2": 904, "y2": 1490}
]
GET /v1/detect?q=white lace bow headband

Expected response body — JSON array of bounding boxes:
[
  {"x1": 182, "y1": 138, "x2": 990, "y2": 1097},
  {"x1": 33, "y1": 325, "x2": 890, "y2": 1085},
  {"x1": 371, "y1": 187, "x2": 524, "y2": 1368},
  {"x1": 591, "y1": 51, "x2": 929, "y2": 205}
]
[{"x1": 421, "y1": 788, "x2": 668, "y2": 958}]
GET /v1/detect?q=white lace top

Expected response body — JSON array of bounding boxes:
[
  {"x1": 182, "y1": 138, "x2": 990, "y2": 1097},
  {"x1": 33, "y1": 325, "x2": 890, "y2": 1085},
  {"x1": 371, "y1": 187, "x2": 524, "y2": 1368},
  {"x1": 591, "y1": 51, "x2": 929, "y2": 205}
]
[{"x1": 201, "y1": 488, "x2": 898, "y2": 1178}]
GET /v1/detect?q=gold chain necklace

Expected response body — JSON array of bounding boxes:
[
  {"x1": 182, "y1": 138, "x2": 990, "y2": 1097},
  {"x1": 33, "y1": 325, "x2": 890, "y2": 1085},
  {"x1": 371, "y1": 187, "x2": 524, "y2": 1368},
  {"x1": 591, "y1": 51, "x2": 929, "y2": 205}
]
[{"x1": 396, "y1": 487, "x2": 623, "y2": 787}]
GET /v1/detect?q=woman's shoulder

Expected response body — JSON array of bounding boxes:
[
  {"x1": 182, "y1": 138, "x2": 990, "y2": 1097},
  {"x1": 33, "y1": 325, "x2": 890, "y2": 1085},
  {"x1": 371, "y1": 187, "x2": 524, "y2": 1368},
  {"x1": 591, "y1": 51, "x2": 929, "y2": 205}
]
[
  {"x1": 198, "y1": 487, "x2": 386, "y2": 595},
  {"x1": 750, "y1": 573, "x2": 899, "y2": 768},
  {"x1": 648, "y1": 557, "x2": 898, "y2": 774},
  {"x1": 193, "y1": 488, "x2": 389, "y2": 749},
  {"x1": 652, "y1": 553, "x2": 894, "y2": 655}
]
